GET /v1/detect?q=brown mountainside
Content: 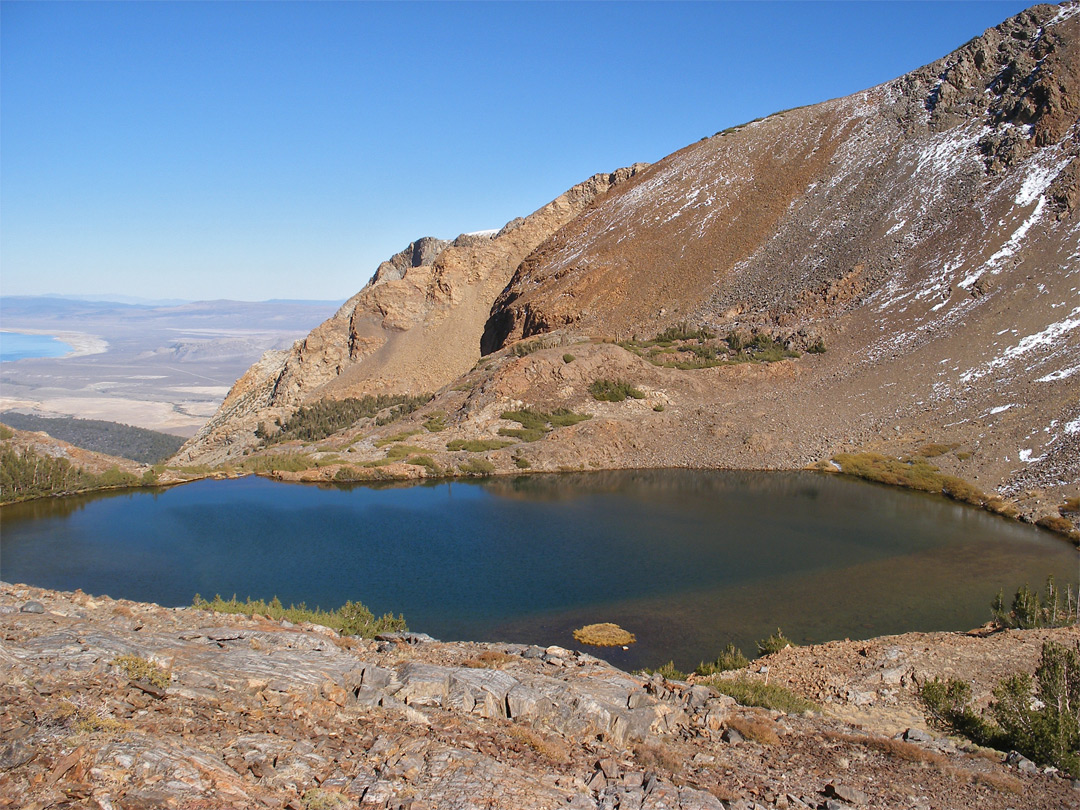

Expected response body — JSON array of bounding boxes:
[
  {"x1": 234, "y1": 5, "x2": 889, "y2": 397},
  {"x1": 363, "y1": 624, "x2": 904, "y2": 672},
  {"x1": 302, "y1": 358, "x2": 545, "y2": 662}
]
[
  {"x1": 177, "y1": 165, "x2": 646, "y2": 466},
  {"x1": 178, "y1": 3, "x2": 1079, "y2": 522}
]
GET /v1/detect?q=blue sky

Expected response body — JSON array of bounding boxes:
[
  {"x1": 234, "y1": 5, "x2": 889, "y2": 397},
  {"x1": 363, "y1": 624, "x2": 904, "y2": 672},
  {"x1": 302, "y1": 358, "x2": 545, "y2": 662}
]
[{"x1": 1, "y1": 1, "x2": 1036, "y2": 302}]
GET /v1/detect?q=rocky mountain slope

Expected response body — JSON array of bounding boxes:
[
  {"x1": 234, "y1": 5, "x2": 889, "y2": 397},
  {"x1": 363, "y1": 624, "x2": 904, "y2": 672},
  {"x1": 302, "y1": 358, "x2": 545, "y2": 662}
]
[
  {"x1": 3, "y1": 583, "x2": 1077, "y2": 810},
  {"x1": 177, "y1": 166, "x2": 645, "y2": 466},
  {"x1": 177, "y1": 3, "x2": 1079, "y2": 524}
]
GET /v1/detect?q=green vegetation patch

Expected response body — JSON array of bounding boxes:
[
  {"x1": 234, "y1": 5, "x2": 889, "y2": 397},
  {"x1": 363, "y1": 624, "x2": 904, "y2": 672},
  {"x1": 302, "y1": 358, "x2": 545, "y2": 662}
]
[
  {"x1": 423, "y1": 412, "x2": 448, "y2": 432},
  {"x1": 192, "y1": 593, "x2": 406, "y2": 637},
  {"x1": 832, "y1": 451, "x2": 989, "y2": 507},
  {"x1": 384, "y1": 444, "x2": 427, "y2": 460},
  {"x1": 696, "y1": 643, "x2": 750, "y2": 676},
  {"x1": 991, "y1": 576, "x2": 1077, "y2": 630},
  {"x1": 1, "y1": 444, "x2": 141, "y2": 503},
  {"x1": 238, "y1": 452, "x2": 328, "y2": 473},
  {"x1": 373, "y1": 430, "x2": 421, "y2": 448},
  {"x1": 589, "y1": 379, "x2": 645, "y2": 402},
  {"x1": 458, "y1": 458, "x2": 495, "y2": 476},
  {"x1": 258, "y1": 393, "x2": 431, "y2": 444},
  {"x1": 511, "y1": 337, "x2": 558, "y2": 357},
  {"x1": 756, "y1": 627, "x2": 796, "y2": 656},
  {"x1": 446, "y1": 438, "x2": 514, "y2": 452},
  {"x1": 704, "y1": 677, "x2": 818, "y2": 714},
  {"x1": 497, "y1": 408, "x2": 592, "y2": 442},
  {"x1": 0, "y1": 412, "x2": 183, "y2": 464},
  {"x1": 619, "y1": 326, "x2": 799, "y2": 370},
  {"x1": 636, "y1": 661, "x2": 687, "y2": 681},
  {"x1": 112, "y1": 654, "x2": 170, "y2": 690},
  {"x1": 919, "y1": 639, "x2": 1080, "y2": 775}
]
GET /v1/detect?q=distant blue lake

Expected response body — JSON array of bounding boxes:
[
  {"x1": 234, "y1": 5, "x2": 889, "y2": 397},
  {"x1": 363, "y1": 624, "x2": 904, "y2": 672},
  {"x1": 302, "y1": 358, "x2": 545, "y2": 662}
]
[
  {"x1": 1, "y1": 470, "x2": 1076, "y2": 670},
  {"x1": 0, "y1": 331, "x2": 73, "y2": 362}
]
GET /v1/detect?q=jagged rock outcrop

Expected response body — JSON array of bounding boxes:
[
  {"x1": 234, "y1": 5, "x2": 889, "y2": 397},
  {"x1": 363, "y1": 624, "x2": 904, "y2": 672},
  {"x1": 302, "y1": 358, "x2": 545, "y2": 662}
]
[{"x1": 177, "y1": 165, "x2": 646, "y2": 466}]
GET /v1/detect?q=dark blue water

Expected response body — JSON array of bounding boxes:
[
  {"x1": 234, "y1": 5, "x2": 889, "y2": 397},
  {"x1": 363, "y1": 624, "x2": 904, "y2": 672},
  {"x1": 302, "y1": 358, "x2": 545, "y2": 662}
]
[
  {"x1": 0, "y1": 331, "x2": 72, "y2": 362},
  {"x1": 1, "y1": 471, "x2": 1075, "y2": 670}
]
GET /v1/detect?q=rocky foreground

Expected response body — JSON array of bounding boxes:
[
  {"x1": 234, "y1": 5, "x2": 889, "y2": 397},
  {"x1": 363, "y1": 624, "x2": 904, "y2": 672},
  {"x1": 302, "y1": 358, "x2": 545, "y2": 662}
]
[{"x1": 2, "y1": 583, "x2": 1078, "y2": 810}]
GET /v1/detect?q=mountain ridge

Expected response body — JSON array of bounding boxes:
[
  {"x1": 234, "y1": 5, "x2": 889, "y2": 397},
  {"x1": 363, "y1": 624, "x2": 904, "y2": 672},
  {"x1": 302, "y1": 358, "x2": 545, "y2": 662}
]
[{"x1": 176, "y1": 2, "x2": 1079, "y2": 527}]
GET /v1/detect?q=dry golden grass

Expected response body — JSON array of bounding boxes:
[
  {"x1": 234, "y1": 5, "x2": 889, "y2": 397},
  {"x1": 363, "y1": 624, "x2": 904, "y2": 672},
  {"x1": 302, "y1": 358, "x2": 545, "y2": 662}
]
[
  {"x1": 462, "y1": 650, "x2": 516, "y2": 669},
  {"x1": 506, "y1": 725, "x2": 570, "y2": 764},
  {"x1": 632, "y1": 740, "x2": 683, "y2": 773},
  {"x1": 573, "y1": 622, "x2": 636, "y2": 646},
  {"x1": 727, "y1": 713, "x2": 781, "y2": 746},
  {"x1": 825, "y1": 731, "x2": 947, "y2": 766}
]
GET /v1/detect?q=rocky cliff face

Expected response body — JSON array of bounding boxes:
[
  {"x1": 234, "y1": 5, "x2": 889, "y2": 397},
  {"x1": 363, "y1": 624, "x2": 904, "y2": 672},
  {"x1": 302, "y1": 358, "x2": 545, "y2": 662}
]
[
  {"x1": 176, "y1": 166, "x2": 646, "y2": 466},
  {"x1": 177, "y1": 3, "x2": 1078, "y2": 519}
]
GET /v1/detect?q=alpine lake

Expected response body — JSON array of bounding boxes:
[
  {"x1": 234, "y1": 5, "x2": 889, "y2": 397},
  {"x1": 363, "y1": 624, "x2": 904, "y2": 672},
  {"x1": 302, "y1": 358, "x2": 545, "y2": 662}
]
[{"x1": 2, "y1": 469, "x2": 1076, "y2": 672}]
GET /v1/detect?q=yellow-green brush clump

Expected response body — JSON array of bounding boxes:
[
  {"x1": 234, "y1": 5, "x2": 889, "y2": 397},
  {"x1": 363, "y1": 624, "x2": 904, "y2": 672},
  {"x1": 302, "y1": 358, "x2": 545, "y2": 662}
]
[
  {"x1": 573, "y1": 622, "x2": 636, "y2": 647},
  {"x1": 112, "y1": 654, "x2": 171, "y2": 689}
]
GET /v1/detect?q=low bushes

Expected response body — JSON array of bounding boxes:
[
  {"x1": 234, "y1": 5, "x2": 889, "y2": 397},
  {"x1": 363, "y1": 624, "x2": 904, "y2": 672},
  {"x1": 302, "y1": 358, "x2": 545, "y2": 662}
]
[
  {"x1": 703, "y1": 677, "x2": 818, "y2": 714},
  {"x1": 498, "y1": 408, "x2": 592, "y2": 442},
  {"x1": 589, "y1": 379, "x2": 645, "y2": 402},
  {"x1": 191, "y1": 593, "x2": 406, "y2": 637},
  {"x1": 447, "y1": 439, "x2": 514, "y2": 452},
  {"x1": 696, "y1": 643, "x2": 750, "y2": 675},
  {"x1": 919, "y1": 639, "x2": 1080, "y2": 775}
]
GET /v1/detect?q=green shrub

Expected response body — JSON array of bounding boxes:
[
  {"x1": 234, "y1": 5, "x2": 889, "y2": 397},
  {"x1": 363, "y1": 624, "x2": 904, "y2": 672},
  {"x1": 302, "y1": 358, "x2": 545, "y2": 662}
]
[
  {"x1": 423, "y1": 412, "x2": 448, "y2": 432},
  {"x1": 919, "y1": 640, "x2": 1080, "y2": 775},
  {"x1": 498, "y1": 408, "x2": 591, "y2": 442},
  {"x1": 458, "y1": 458, "x2": 496, "y2": 476},
  {"x1": 512, "y1": 338, "x2": 556, "y2": 357},
  {"x1": 112, "y1": 654, "x2": 170, "y2": 690},
  {"x1": 991, "y1": 577, "x2": 1077, "y2": 629},
  {"x1": 0, "y1": 424, "x2": 14, "y2": 440},
  {"x1": 756, "y1": 627, "x2": 795, "y2": 656},
  {"x1": 637, "y1": 661, "x2": 687, "y2": 681},
  {"x1": 589, "y1": 379, "x2": 645, "y2": 402},
  {"x1": 0, "y1": 443, "x2": 149, "y2": 504},
  {"x1": 562, "y1": 353, "x2": 576, "y2": 364},
  {"x1": 653, "y1": 323, "x2": 715, "y2": 343},
  {"x1": 498, "y1": 427, "x2": 547, "y2": 442},
  {"x1": 384, "y1": 444, "x2": 427, "y2": 460},
  {"x1": 513, "y1": 455, "x2": 531, "y2": 469},
  {"x1": 696, "y1": 643, "x2": 750, "y2": 675},
  {"x1": 192, "y1": 593, "x2": 406, "y2": 637},
  {"x1": 704, "y1": 677, "x2": 818, "y2": 714},
  {"x1": 447, "y1": 439, "x2": 514, "y2": 452},
  {"x1": 268, "y1": 394, "x2": 431, "y2": 444},
  {"x1": 373, "y1": 430, "x2": 421, "y2": 448},
  {"x1": 409, "y1": 455, "x2": 441, "y2": 475}
]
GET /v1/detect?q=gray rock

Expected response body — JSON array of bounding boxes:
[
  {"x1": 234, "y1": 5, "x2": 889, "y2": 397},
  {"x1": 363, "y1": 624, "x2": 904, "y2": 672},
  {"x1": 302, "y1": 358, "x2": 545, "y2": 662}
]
[
  {"x1": 0, "y1": 738, "x2": 37, "y2": 771},
  {"x1": 902, "y1": 727, "x2": 932, "y2": 743},
  {"x1": 19, "y1": 601, "x2": 44, "y2": 614},
  {"x1": 1006, "y1": 750, "x2": 1038, "y2": 773},
  {"x1": 824, "y1": 782, "x2": 868, "y2": 805},
  {"x1": 374, "y1": 631, "x2": 438, "y2": 644},
  {"x1": 722, "y1": 727, "x2": 744, "y2": 743}
]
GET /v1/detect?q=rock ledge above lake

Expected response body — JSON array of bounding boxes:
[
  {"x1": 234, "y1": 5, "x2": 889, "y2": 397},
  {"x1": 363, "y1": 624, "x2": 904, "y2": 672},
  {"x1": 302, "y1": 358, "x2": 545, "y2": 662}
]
[{"x1": 1, "y1": 582, "x2": 1077, "y2": 810}]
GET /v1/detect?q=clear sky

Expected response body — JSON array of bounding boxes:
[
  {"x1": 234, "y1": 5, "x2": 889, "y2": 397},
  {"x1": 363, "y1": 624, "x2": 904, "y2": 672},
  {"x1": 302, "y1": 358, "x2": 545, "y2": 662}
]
[{"x1": 1, "y1": 1, "x2": 1038, "y2": 303}]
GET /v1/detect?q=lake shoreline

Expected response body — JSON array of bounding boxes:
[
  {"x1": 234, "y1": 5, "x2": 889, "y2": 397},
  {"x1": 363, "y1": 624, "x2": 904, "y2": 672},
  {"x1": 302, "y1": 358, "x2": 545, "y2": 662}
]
[{"x1": 0, "y1": 327, "x2": 109, "y2": 359}]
